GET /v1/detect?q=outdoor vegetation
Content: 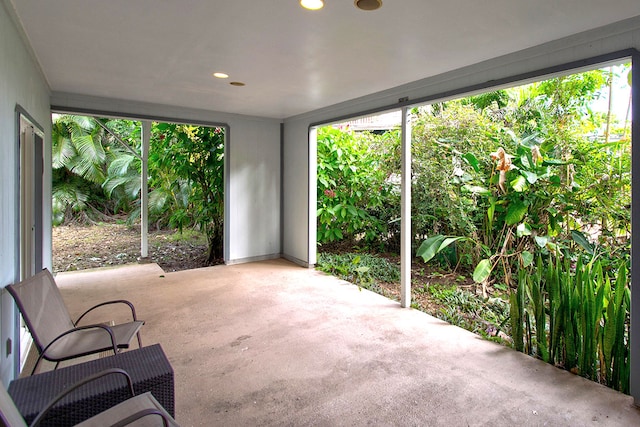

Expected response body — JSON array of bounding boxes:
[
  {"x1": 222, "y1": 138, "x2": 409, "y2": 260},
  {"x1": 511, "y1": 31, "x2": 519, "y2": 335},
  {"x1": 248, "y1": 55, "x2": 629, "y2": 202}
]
[
  {"x1": 52, "y1": 116, "x2": 224, "y2": 265},
  {"x1": 316, "y1": 63, "x2": 632, "y2": 393}
]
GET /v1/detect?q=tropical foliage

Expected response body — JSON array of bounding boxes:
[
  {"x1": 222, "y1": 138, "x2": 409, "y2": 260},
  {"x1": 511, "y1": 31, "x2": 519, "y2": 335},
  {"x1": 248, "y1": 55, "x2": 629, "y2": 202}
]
[
  {"x1": 316, "y1": 127, "x2": 399, "y2": 249},
  {"x1": 513, "y1": 256, "x2": 630, "y2": 393},
  {"x1": 52, "y1": 116, "x2": 225, "y2": 264},
  {"x1": 316, "y1": 63, "x2": 632, "y2": 392}
]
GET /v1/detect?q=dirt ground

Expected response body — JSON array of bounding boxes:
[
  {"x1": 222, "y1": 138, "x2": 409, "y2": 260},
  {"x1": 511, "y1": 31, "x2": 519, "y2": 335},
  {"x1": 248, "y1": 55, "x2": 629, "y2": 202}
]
[
  {"x1": 54, "y1": 223, "x2": 485, "y2": 313},
  {"x1": 52, "y1": 223, "x2": 210, "y2": 273},
  {"x1": 52, "y1": 223, "x2": 481, "y2": 308}
]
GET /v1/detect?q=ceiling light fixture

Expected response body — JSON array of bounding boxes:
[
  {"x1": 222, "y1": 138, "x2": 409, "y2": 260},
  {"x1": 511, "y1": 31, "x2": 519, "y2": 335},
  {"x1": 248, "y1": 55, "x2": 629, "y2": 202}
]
[
  {"x1": 300, "y1": 0, "x2": 324, "y2": 10},
  {"x1": 230, "y1": 81, "x2": 245, "y2": 87},
  {"x1": 213, "y1": 72, "x2": 229, "y2": 79},
  {"x1": 354, "y1": 0, "x2": 382, "y2": 11}
]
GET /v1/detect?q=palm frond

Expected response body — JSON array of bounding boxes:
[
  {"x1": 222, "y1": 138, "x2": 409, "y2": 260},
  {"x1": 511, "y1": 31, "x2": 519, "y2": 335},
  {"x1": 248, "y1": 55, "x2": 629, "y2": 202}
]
[
  {"x1": 107, "y1": 153, "x2": 139, "y2": 176},
  {"x1": 70, "y1": 160, "x2": 106, "y2": 184},
  {"x1": 51, "y1": 126, "x2": 76, "y2": 168},
  {"x1": 52, "y1": 182, "x2": 89, "y2": 211},
  {"x1": 73, "y1": 134, "x2": 106, "y2": 166}
]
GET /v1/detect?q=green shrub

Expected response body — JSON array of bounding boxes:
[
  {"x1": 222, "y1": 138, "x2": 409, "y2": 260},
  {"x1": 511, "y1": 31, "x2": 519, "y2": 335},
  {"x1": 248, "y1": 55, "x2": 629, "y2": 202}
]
[
  {"x1": 512, "y1": 256, "x2": 630, "y2": 393},
  {"x1": 316, "y1": 127, "x2": 398, "y2": 249}
]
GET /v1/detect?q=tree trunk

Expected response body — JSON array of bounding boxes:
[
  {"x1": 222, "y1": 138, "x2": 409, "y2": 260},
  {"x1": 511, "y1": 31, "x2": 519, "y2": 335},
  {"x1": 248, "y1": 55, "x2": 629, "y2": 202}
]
[{"x1": 206, "y1": 219, "x2": 224, "y2": 265}]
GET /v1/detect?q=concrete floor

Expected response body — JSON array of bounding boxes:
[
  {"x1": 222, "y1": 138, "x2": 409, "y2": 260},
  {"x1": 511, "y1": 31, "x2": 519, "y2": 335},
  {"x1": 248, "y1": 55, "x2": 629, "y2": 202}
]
[{"x1": 53, "y1": 259, "x2": 640, "y2": 426}]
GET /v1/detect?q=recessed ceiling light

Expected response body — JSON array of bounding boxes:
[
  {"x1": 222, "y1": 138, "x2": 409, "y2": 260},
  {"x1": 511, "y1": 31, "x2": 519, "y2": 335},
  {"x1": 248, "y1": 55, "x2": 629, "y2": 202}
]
[
  {"x1": 354, "y1": 0, "x2": 382, "y2": 11},
  {"x1": 300, "y1": 0, "x2": 324, "y2": 10},
  {"x1": 213, "y1": 72, "x2": 229, "y2": 79},
  {"x1": 230, "y1": 82, "x2": 245, "y2": 87}
]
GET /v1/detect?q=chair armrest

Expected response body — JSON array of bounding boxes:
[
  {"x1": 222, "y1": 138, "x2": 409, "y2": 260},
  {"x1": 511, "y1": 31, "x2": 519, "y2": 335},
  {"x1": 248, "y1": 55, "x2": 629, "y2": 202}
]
[
  {"x1": 109, "y1": 408, "x2": 171, "y2": 427},
  {"x1": 74, "y1": 299, "x2": 139, "y2": 326},
  {"x1": 35, "y1": 324, "x2": 118, "y2": 373},
  {"x1": 30, "y1": 368, "x2": 134, "y2": 427}
]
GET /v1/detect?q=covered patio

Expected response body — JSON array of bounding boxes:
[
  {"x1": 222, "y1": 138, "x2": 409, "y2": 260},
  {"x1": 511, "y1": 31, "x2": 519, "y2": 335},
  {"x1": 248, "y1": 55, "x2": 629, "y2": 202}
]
[
  {"x1": 52, "y1": 261, "x2": 639, "y2": 426},
  {"x1": 3, "y1": 0, "x2": 640, "y2": 417}
]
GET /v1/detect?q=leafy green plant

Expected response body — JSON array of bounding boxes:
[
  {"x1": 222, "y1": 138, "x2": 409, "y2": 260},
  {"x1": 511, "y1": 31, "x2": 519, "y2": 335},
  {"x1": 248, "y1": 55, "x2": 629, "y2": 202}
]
[
  {"x1": 411, "y1": 102, "x2": 501, "y2": 252},
  {"x1": 512, "y1": 256, "x2": 630, "y2": 392},
  {"x1": 316, "y1": 127, "x2": 398, "y2": 249},
  {"x1": 53, "y1": 115, "x2": 226, "y2": 265},
  {"x1": 52, "y1": 115, "x2": 118, "y2": 223},
  {"x1": 416, "y1": 235, "x2": 467, "y2": 263},
  {"x1": 150, "y1": 124, "x2": 225, "y2": 263}
]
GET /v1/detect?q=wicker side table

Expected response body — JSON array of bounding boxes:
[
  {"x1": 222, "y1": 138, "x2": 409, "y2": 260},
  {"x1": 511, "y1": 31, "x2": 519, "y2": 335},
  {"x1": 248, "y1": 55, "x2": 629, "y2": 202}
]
[{"x1": 8, "y1": 344, "x2": 174, "y2": 426}]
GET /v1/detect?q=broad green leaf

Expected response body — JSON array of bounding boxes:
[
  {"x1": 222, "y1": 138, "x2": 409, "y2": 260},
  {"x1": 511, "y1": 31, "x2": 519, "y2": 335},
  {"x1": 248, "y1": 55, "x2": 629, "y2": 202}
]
[
  {"x1": 522, "y1": 170, "x2": 538, "y2": 184},
  {"x1": 155, "y1": 122, "x2": 170, "y2": 131},
  {"x1": 603, "y1": 295, "x2": 616, "y2": 370},
  {"x1": 510, "y1": 175, "x2": 527, "y2": 192},
  {"x1": 505, "y1": 201, "x2": 527, "y2": 225},
  {"x1": 535, "y1": 235, "x2": 549, "y2": 248},
  {"x1": 516, "y1": 222, "x2": 532, "y2": 237},
  {"x1": 473, "y1": 259, "x2": 492, "y2": 283},
  {"x1": 462, "y1": 153, "x2": 480, "y2": 172},
  {"x1": 416, "y1": 235, "x2": 445, "y2": 263},
  {"x1": 416, "y1": 235, "x2": 467, "y2": 263},
  {"x1": 487, "y1": 197, "x2": 495, "y2": 226},
  {"x1": 521, "y1": 251, "x2": 534, "y2": 267},
  {"x1": 440, "y1": 236, "x2": 466, "y2": 251},
  {"x1": 571, "y1": 230, "x2": 594, "y2": 255}
]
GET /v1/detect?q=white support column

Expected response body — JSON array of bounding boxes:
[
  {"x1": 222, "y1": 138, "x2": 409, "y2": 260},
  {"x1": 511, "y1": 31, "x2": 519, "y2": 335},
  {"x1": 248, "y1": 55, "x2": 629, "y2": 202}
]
[
  {"x1": 400, "y1": 107, "x2": 412, "y2": 308},
  {"x1": 308, "y1": 126, "x2": 318, "y2": 266},
  {"x1": 630, "y1": 52, "x2": 639, "y2": 406},
  {"x1": 140, "y1": 121, "x2": 151, "y2": 262}
]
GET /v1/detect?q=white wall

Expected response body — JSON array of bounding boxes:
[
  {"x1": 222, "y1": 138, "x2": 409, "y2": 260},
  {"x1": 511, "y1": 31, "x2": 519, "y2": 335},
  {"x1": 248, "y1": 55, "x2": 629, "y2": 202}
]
[
  {"x1": 281, "y1": 15, "x2": 640, "y2": 266},
  {"x1": 281, "y1": 124, "x2": 313, "y2": 266},
  {"x1": 50, "y1": 93, "x2": 283, "y2": 265},
  {"x1": 0, "y1": 1, "x2": 51, "y2": 385},
  {"x1": 225, "y1": 122, "x2": 281, "y2": 263}
]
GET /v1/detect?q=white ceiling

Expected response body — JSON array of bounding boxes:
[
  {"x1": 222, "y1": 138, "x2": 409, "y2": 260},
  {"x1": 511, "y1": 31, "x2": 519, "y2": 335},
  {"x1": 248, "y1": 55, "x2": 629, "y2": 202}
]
[{"x1": 9, "y1": 1, "x2": 640, "y2": 119}]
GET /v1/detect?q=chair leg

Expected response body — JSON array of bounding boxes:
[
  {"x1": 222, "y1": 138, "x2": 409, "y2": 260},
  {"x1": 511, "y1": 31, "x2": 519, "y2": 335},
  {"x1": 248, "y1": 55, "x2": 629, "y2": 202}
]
[{"x1": 136, "y1": 331, "x2": 143, "y2": 348}]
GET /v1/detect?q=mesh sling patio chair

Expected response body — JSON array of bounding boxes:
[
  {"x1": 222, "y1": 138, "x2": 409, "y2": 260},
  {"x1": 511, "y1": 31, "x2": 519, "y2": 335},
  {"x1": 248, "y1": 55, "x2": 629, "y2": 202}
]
[
  {"x1": 0, "y1": 368, "x2": 179, "y2": 426},
  {"x1": 6, "y1": 268, "x2": 144, "y2": 375}
]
